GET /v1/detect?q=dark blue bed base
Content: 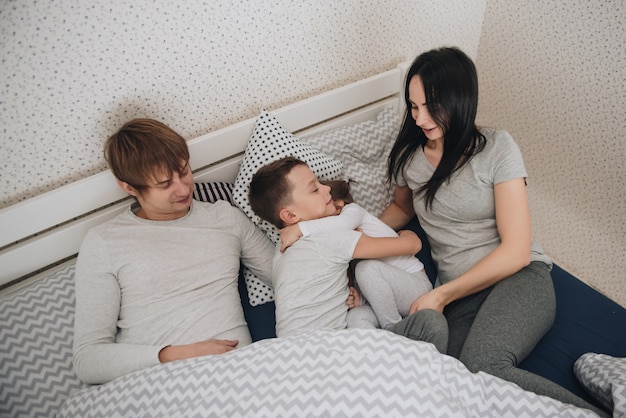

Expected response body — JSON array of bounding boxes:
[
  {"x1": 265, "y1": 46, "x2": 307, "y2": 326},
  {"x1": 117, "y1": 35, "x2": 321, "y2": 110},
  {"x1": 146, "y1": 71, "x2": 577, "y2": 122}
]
[{"x1": 239, "y1": 217, "x2": 626, "y2": 409}]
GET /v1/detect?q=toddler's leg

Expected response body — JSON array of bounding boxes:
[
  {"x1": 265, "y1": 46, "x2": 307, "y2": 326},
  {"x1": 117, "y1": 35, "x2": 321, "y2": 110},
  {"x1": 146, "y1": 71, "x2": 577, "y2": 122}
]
[
  {"x1": 355, "y1": 260, "x2": 432, "y2": 330},
  {"x1": 346, "y1": 305, "x2": 378, "y2": 329},
  {"x1": 397, "y1": 269, "x2": 433, "y2": 316}
]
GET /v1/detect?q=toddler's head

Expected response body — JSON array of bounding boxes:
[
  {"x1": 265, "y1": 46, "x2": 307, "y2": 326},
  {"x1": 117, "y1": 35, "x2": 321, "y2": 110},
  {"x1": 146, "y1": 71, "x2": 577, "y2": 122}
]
[{"x1": 320, "y1": 179, "x2": 354, "y2": 214}]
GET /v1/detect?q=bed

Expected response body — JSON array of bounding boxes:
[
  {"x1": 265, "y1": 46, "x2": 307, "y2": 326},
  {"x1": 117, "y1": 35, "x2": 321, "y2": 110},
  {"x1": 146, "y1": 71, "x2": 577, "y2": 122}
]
[{"x1": 1, "y1": 63, "x2": 625, "y2": 417}]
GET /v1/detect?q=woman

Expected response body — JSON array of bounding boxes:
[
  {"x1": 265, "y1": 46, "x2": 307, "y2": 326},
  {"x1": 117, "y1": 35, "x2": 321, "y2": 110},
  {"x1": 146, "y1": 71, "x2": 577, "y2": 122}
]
[{"x1": 380, "y1": 47, "x2": 605, "y2": 415}]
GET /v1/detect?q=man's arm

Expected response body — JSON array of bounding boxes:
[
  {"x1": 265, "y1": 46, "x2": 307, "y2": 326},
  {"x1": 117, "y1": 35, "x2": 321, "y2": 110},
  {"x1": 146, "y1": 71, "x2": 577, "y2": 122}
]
[
  {"x1": 158, "y1": 339, "x2": 238, "y2": 362},
  {"x1": 352, "y1": 229, "x2": 422, "y2": 259},
  {"x1": 73, "y1": 230, "x2": 166, "y2": 384},
  {"x1": 235, "y1": 207, "x2": 275, "y2": 287}
]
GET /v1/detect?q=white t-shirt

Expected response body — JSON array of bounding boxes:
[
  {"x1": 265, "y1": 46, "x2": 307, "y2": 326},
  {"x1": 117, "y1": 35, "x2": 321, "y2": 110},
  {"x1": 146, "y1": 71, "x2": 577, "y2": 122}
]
[
  {"x1": 299, "y1": 203, "x2": 424, "y2": 274},
  {"x1": 273, "y1": 230, "x2": 361, "y2": 337}
]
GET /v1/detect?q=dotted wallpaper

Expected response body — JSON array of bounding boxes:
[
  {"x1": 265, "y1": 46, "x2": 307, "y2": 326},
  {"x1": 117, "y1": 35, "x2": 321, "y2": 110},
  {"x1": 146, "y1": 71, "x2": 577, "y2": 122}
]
[
  {"x1": 0, "y1": 0, "x2": 486, "y2": 208},
  {"x1": 476, "y1": 0, "x2": 625, "y2": 307},
  {"x1": 2, "y1": 0, "x2": 624, "y2": 307}
]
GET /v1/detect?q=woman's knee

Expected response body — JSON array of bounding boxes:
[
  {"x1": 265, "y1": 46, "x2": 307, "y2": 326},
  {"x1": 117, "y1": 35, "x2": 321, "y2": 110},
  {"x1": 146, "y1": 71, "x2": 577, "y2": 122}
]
[
  {"x1": 460, "y1": 345, "x2": 517, "y2": 375},
  {"x1": 391, "y1": 309, "x2": 449, "y2": 354}
]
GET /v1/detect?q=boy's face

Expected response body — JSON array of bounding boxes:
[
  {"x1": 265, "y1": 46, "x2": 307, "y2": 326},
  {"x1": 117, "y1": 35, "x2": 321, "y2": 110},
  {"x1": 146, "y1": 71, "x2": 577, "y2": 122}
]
[
  {"x1": 284, "y1": 164, "x2": 336, "y2": 223},
  {"x1": 121, "y1": 161, "x2": 194, "y2": 221}
]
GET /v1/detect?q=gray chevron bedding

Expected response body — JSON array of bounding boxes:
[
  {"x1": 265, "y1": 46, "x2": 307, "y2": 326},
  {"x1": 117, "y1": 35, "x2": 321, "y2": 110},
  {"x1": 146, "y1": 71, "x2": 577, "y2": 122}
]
[
  {"x1": 0, "y1": 265, "x2": 88, "y2": 417},
  {"x1": 58, "y1": 328, "x2": 598, "y2": 417}
]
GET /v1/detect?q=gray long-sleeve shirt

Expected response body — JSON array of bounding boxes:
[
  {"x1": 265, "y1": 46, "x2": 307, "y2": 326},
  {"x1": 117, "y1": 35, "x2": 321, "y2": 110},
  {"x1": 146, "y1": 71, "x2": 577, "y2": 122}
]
[{"x1": 73, "y1": 200, "x2": 274, "y2": 384}]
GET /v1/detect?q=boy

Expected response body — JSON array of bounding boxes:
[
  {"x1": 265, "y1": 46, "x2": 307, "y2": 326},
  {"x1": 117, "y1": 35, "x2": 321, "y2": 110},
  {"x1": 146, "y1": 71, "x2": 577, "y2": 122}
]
[
  {"x1": 248, "y1": 156, "x2": 422, "y2": 337},
  {"x1": 279, "y1": 179, "x2": 433, "y2": 330}
]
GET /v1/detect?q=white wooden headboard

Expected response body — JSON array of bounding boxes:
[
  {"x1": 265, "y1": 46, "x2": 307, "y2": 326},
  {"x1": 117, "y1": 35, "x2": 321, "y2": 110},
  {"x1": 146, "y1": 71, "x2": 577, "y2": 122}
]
[{"x1": 0, "y1": 62, "x2": 408, "y2": 290}]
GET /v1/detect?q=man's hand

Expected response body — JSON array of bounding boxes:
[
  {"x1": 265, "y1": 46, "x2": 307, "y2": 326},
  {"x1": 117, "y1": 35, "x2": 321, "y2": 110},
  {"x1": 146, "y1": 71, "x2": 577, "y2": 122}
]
[{"x1": 158, "y1": 339, "x2": 238, "y2": 363}]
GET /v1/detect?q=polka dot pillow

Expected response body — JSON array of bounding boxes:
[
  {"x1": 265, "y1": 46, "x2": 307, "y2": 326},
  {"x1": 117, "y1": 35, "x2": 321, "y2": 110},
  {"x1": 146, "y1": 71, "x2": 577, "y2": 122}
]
[{"x1": 233, "y1": 110, "x2": 343, "y2": 305}]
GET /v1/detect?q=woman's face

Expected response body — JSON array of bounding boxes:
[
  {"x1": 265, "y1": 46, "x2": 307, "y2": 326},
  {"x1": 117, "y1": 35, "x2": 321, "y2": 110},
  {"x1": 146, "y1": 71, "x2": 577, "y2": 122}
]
[{"x1": 408, "y1": 76, "x2": 444, "y2": 142}]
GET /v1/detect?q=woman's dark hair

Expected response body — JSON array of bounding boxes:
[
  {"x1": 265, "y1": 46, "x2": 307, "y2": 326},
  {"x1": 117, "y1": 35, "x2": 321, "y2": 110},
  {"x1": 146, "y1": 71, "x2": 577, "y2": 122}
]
[{"x1": 387, "y1": 46, "x2": 485, "y2": 209}]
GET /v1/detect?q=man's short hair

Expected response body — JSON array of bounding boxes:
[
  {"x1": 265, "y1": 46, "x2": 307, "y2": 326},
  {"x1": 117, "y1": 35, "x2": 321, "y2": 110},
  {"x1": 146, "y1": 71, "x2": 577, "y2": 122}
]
[
  {"x1": 249, "y1": 156, "x2": 307, "y2": 228},
  {"x1": 104, "y1": 118, "x2": 190, "y2": 192}
]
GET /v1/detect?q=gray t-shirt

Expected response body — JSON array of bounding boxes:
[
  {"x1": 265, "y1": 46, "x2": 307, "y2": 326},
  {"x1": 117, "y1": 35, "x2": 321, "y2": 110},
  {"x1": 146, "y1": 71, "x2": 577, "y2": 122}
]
[
  {"x1": 397, "y1": 128, "x2": 551, "y2": 285},
  {"x1": 273, "y1": 230, "x2": 361, "y2": 337},
  {"x1": 73, "y1": 200, "x2": 274, "y2": 384}
]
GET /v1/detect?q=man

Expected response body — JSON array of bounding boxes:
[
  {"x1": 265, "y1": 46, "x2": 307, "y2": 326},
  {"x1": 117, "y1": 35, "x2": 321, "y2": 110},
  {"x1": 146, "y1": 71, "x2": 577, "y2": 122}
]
[{"x1": 73, "y1": 119, "x2": 274, "y2": 384}]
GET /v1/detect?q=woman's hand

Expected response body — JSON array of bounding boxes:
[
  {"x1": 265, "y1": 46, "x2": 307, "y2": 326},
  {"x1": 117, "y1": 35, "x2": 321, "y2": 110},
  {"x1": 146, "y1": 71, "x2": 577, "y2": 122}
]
[
  {"x1": 158, "y1": 339, "x2": 238, "y2": 363},
  {"x1": 279, "y1": 224, "x2": 303, "y2": 252},
  {"x1": 409, "y1": 288, "x2": 447, "y2": 314}
]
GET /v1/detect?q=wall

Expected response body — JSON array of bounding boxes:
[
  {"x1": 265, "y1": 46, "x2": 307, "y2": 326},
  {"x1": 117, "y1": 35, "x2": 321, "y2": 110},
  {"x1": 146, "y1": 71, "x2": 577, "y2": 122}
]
[
  {"x1": 475, "y1": 0, "x2": 625, "y2": 307},
  {"x1": 0, "y1": 0, "x2": 486, "y2": 208},
  {"x1": 3, "y1": 0, "x2": 622, "y2": 306}
]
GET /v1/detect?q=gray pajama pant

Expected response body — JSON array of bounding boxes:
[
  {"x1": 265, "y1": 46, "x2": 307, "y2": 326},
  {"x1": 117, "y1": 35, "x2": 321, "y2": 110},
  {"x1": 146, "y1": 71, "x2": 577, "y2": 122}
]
[
  {"x1": 390, "y1": 261, "x2": 607, "y2": 416},
  {"x1": 347, "y1": 259, "x2": 432, "y2": 330}
]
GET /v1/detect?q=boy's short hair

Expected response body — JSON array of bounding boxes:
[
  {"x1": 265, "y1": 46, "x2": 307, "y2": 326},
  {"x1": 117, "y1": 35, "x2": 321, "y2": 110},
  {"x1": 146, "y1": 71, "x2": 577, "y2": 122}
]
[
  {"x1": 249, "y1": 156, "x2": 307, "y2": 228},
  {"x1": 321, "y1": 179, "x2": 354, "y2": 204},
  {"x1": 104, "y1": 118, "x2": 190, "y2": 192}
]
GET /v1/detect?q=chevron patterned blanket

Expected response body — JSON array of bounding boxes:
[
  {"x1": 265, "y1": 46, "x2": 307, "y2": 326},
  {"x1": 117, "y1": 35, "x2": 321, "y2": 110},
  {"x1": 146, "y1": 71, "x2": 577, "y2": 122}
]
[{"x1": 58, "y1": 328, "x2": 598, "y2": 417}]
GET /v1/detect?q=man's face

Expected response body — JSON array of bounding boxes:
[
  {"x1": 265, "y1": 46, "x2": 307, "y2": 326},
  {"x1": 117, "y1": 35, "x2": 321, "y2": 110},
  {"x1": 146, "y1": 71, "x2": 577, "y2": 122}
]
[
  {"x1": 285, "y1": 164, "x2": 337, "y2": 222},
  {"x1": 131, "y1": 161, "x2": 194, "y2": 221}
]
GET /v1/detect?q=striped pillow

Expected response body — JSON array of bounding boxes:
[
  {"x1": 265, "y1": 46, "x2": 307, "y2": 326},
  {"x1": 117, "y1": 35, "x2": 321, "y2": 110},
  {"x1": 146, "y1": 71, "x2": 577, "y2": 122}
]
[{"x1": 193, "y1": 182, "x2": 234, "y2": 205}]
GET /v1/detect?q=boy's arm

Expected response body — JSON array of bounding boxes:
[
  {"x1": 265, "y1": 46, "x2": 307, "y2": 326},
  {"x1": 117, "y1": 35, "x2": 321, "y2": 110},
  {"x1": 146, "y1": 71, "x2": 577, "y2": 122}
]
[
  {"x1": 280, "y1": 204, "x2": 365, "y2": 252},
  {"x1": 352, "y1": 229, "x2": 422, "y2": 259}
]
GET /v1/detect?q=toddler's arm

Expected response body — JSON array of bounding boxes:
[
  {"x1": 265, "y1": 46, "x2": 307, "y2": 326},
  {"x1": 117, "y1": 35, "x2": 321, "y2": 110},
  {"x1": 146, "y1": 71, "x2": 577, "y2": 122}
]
[
  {"x1": 279, "y1": 203, "x2": 367, "y2": 252},
  {"x1": 299, "y1": 203, "x2": 364, "y2": 236},
  {"x1": 353, "y1": 229, "x2": 422, "y2": 259},
  {"x1": 279, "y1": 224, "x2": 303, "y2": 252}
]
